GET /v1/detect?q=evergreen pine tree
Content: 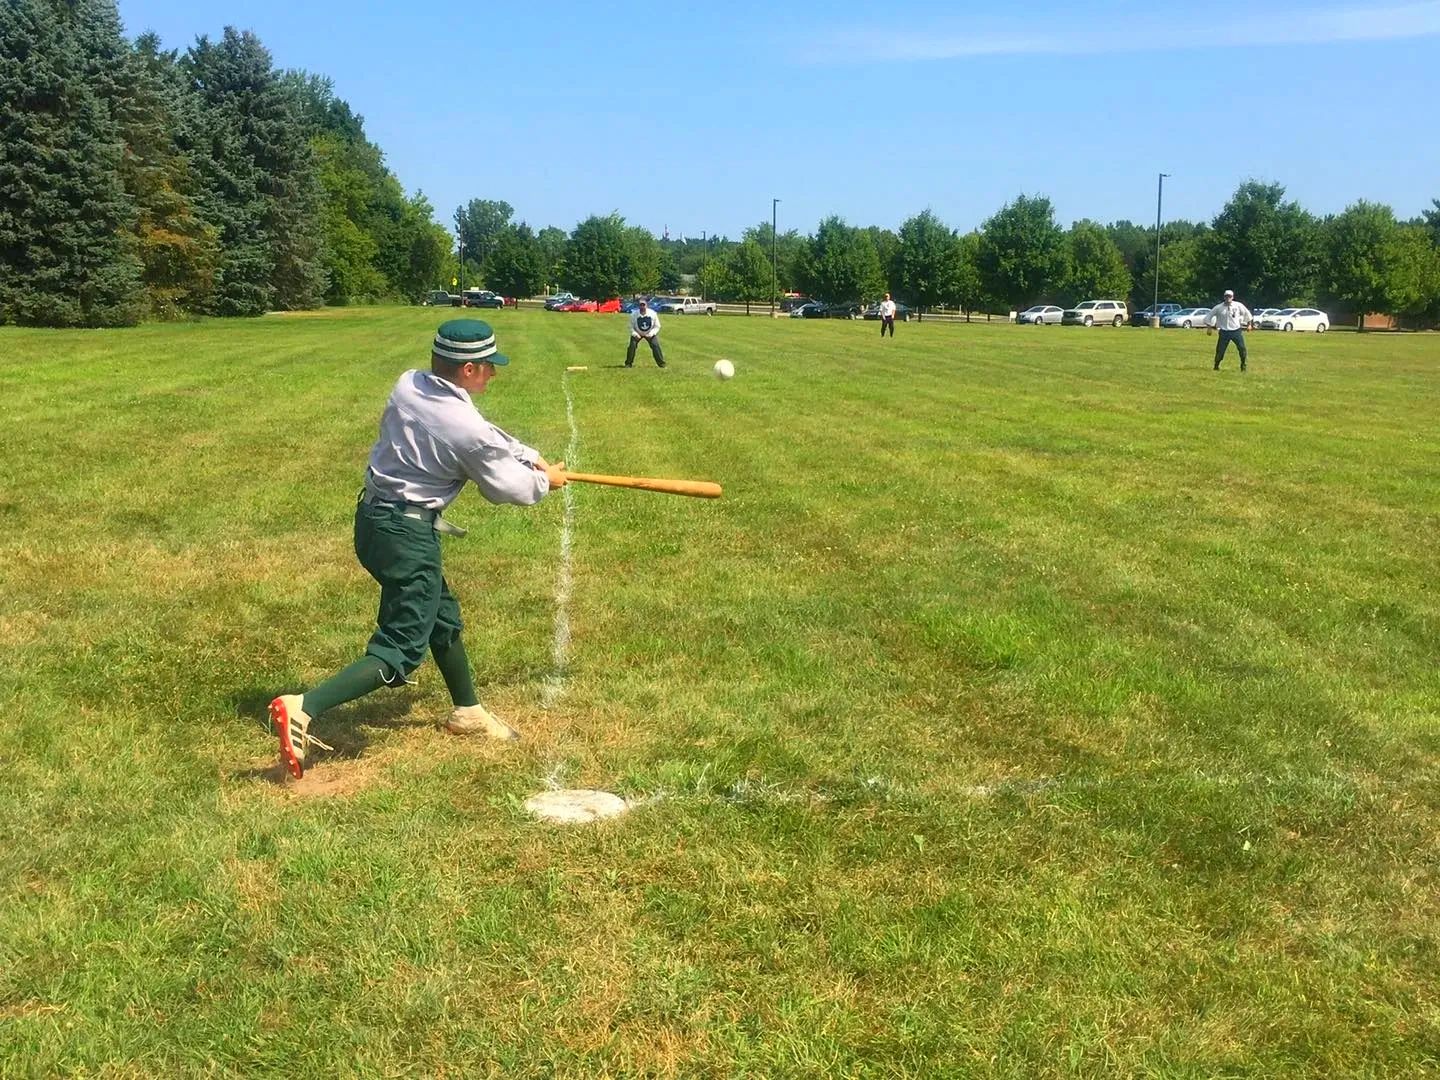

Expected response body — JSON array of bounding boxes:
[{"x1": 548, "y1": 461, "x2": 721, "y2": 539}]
[
  {"x1": 257, "y1": 59, "x2": 327, "y2": 309},
  {"x1": 182, "y1": 28, "x2": 327, "y2": 314},
  {"x1": 0, "y1": 0, "x2": 143, "y2": 326},
  {"x1": 114, "y1": 34, "x2": 220, "y2": 318},
  {"x1": 180, "y1": 32, "x2": 273, "y2": 316}
]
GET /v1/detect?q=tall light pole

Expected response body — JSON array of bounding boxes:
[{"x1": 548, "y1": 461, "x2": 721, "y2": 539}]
[
  {"x1": 458, "y1": 238, "x2": 465, "y2": 297},
  {"x1": 701, "y1": 230, "x2": 707, "y2": 299},
  {"x1": 1151, "y1": 173, "x2": 1170, "y2": 328},
  {"x1": 770, "y1": 197, "x2": 780, "y2": 317}
]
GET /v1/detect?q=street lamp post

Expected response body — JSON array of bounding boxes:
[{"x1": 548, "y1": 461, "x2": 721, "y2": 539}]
[
  {"x1": 770, "y1": 197, "x2": 780, "y2": 317},
  {"x1": 1151, "y1": 173, "x2": 1170, "y2": 328},
  {"x1": 458, "y1": 239, "x2": 465, "y2": 297},
  {"x1": 701, "y1": 230, "x2": 707, "y2": 299}
]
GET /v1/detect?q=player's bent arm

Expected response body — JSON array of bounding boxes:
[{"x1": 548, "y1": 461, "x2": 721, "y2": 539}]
[
  {"x1": 488, "y1": 421, "x2": 544, "y2": 466},
  {"x1": 458, "y1": 438, "x2": 550, "y2": 505}
]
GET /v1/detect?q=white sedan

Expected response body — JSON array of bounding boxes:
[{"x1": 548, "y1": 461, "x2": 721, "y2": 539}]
[
  {"x1": 1161, "y1": 307, "x2": 1212, "y2": 328},
  {"x1": 1260, "y1": 308, "x2": 1329, "y2": 332},
  {"x1": 1017, "y1": 305, "x2": 1063, "y2": 324},
  {"x1": 1250, "y1": 308, "x2": 1281, "y2": 328}
]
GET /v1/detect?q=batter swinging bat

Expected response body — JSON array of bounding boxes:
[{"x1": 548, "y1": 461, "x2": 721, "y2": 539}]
[{"x1": 561, "y1": 470, "x2": 722, "y2": 499}]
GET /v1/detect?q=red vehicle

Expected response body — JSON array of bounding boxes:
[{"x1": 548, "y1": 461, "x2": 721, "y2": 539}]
[{"x1": 556, "y1": 298, "x2": 622, "y2": 312}]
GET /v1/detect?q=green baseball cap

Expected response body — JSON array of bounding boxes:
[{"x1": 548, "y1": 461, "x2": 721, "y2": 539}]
[{"x1": 433, "y1": 318, "x2": 509, "y2": 366}]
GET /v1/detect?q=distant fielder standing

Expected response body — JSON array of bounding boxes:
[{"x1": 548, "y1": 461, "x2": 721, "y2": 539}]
[
  {"x1": 878, "y1": 292, "x2": 897, "y2": 338},
  {"x1": 626, "y1": 298, "x2": 666, "y2": 368},
  {"x1": 1205, "y1": 289, "x2": 1253, "y2": 371},
  {"x1": 267, "y1": 318, "x2": 566, "y2": 778}
]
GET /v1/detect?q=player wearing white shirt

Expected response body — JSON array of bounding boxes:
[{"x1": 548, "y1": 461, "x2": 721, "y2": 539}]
[
  {"x1": 1205, "y1": 290, "x2": 1253, "y2": 371},
  {"x1": 267, "y1": 319, "x2": 567, "y2": 779},
  {"x1": 626, "y1": 299, "x2": 666, "y2": 368},
  {"x1": 879, "y1": 293, "x2": 898, "y2": 338}
]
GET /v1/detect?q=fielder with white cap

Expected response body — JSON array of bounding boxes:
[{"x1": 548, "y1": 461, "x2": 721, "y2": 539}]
[
  {"x1": 1205, "y1": 289, "x2": 1253, "y2": 371},
  {"x1": 268, "y1": 319, "x2": 567, "y2": 778}
]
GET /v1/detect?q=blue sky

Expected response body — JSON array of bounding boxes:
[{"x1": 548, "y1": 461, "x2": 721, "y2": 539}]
[{"x1": 116, "y1": 0, "x2": 1440, "y2": 240}]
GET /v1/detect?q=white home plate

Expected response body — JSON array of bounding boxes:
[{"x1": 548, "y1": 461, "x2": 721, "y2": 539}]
[{"x1": 524, "y1": 789, "x2": 629, "y2": 824}]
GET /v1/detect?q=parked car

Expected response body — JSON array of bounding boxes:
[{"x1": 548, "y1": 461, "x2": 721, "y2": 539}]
[
  {"x1": 461, "y1": 289, "x2": 505, "y2": 309},
  {"x1": 789, "y1": 301, "x2": 822, "y2": 318},
  {"x1": 779, "y1": 296, "x2": 812, "y2": 313},
  {"x1": 863, "y1": 301, "x2": 912, "y2": 321},
  {"x1": 653, "y1": 296, "x2": 717, "y2": 315},
  {"x1": 1130, "y1": 303, "x2": 1182, "y2": 326},
  {"x1": 1017, "y1": 304, "x2": 1064, "y2": 325},
  {"x1": 801, "y1": 301, "x2": 861, "y2": 319},
  {"x1": 1161, "y1": 307, "x2": 1211, "y2": 328},
  {"x1": 543, "y1": 292, "x2": 578, "y2": 310},
  {"x1": 556, "y1": 299, "x2": 596, "y2": 312},
  {"x1": 1062, "y1": 300, "x2": 1128, "y2": 326},
  {"x1": 1250, "y1": 308, "x2": 1281, "y2": 328},
  {"x1": 421, "y1": 289, "x2": 456, "y2": 307},
  {"x1": 619, "y1": 296, "x2": 652, "y2": 314},
  {"x1": 1261, "y1": 307, "x2": 1328, "y2": 332}
]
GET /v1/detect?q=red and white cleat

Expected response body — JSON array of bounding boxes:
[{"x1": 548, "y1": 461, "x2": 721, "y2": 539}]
[{"x1": 269, "y1": 694, "x2": 331, "y2": 779}]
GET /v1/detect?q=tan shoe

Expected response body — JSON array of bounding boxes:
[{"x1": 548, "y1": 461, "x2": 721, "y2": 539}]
[
  {"x1": 446, "y1": 703, "x2": 519, "y2": 740},
  {"x1": 269, "y1": 694, "x2": 332, "y2": 779}
]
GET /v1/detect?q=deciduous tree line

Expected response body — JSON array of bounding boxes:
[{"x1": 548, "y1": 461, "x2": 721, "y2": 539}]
[
  {"x1": 0, "y1": 2, "x2": 451, "y2": 326},
  {"x1": 471, "y1": 186, "x2": 1440, "y2": 329}
]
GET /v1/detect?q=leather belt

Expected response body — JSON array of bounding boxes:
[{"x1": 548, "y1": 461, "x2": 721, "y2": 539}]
[{"x1": 359, "y1": 488, "x2": 468, "y2": 537}]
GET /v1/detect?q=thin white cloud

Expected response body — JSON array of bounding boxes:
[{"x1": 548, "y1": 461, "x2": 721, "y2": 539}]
[{"x1": 810, "y1": 1, "x2": 1440, "y2": 61}]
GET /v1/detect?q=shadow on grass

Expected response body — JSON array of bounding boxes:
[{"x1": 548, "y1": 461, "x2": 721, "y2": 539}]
[{"x1": 229, "y1": 686, "x2": 424, "y2": 784}]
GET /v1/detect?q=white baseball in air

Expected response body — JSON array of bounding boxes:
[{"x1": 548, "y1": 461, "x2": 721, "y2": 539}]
[{"x1": 713, "y1": 358, "x2": 735, "y2": 380}]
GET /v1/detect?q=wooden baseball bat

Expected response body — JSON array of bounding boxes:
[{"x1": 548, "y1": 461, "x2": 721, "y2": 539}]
[{"x1": 561, "y1": 471, "x2": 722, "y2": 499}]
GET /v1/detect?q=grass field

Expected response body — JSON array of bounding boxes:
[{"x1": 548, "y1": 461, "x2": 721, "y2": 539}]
[{"x1": 1, "y1": 307, "x2": 1437, "y2": 1076}]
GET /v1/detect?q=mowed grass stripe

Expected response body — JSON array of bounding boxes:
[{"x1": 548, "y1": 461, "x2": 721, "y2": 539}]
[{"x1": 0, "y1": 308, "x2": 1437, "y2": 1075}]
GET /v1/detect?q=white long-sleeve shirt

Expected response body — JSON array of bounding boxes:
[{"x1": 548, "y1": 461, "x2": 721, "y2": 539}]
[
  {"x1": 364, "y1": 370, "x2": 549, "y2": 510},
  {"x1": 629, "y1": 308, "x2": 661, "y2": 339},
  {"x1": 1205, "y1": 300, "x2": 1252, "y2": 331},
  {"x1": 879, "y1": 299, "x2": 897, "y2": 319}
]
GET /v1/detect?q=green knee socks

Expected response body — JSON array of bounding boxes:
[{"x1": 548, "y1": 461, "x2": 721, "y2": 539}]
[
  {"x1": 301, "y1": 656, "x2": 390, "y2": 718},
  {"x1": 300, "y1": 640, "x2": 477, "y2": 718},
  {"x1": 431, "y1": 637, "x2": 478, "y2": 708}
]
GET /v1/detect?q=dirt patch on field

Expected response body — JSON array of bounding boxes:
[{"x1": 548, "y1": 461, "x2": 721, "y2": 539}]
[
  {"x1": 240, "y1": 757, "x2": 381, "y2": 800},
  {"x1": 0, "y1": 610, "x2": 51, "y2": 648},
  {"x1": 0, "y1": 1000, "x2": 67, "y2": 1020}
]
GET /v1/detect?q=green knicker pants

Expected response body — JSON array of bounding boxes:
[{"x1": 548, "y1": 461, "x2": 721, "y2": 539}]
[{"x1": 354, "y1": 498, "x2": 463, "y2": 682}]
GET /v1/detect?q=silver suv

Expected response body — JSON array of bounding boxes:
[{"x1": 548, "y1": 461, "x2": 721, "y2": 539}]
[
  {"x1": 653, "y1": 296, "x2": 717, "y2": 315},
  {"x1": 1062, "y1": 300, "x2": 1128, "y2": 326}
]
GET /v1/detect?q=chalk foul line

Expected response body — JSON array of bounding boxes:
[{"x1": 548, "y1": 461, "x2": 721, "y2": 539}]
[{"x1": 541, "y1": 371, "x2": 579, "y2": 709}]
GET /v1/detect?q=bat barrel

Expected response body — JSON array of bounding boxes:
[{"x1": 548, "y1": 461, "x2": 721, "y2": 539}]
[{"x1": 562, "y1": 472, "x2": 722, "y2": 499}]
